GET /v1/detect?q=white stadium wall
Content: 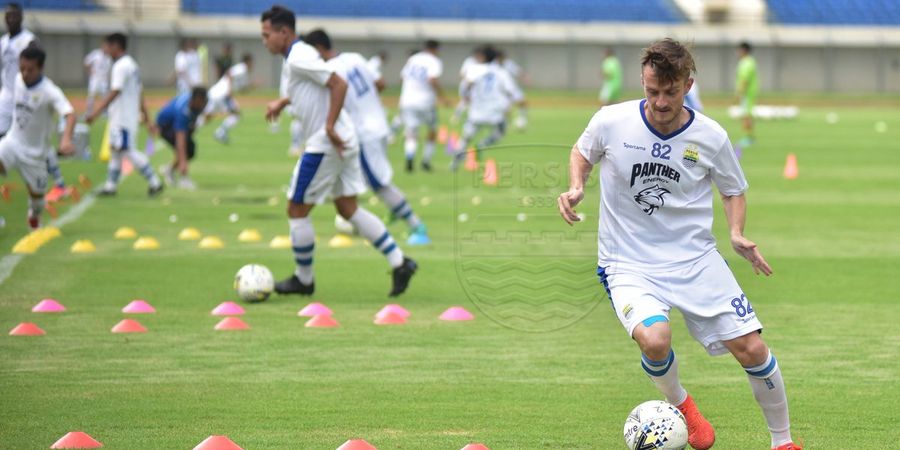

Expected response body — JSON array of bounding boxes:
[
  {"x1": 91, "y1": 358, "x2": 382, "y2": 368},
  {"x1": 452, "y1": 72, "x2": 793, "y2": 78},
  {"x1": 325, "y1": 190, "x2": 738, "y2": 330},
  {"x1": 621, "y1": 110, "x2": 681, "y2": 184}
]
[{"x1": 26, "y1": 11, "x2": 900, "y2": 93}]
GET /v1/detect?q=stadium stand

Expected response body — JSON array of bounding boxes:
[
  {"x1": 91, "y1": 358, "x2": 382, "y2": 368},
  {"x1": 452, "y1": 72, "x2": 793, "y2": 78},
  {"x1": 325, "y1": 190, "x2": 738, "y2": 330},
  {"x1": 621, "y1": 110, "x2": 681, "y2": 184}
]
[
  {"x1": 768, "y1": 0, "x2": 900, "y2": 26},
  {"x1": 23, "y1": 0, "x2": 100, "y2": 11},
  {"x1": 181, "y1": 0, "x2": 684, "y2": 23}
]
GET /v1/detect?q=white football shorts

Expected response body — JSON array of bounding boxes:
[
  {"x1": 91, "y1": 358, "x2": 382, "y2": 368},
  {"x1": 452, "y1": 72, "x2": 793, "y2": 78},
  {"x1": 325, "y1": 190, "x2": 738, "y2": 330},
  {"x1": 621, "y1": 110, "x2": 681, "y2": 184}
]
[
  {"x1": 0, "y1": 137, "x2": 48, "y2": 194},
  {"x1": 287, "y1": 143, "x2": 366, "y2": 205},
  {"x1": 359, "y1": 136, "x2": 392, "y2": 191},
  {"x1": 401, "y1": 106, "x2": 437, "y2": 132}
]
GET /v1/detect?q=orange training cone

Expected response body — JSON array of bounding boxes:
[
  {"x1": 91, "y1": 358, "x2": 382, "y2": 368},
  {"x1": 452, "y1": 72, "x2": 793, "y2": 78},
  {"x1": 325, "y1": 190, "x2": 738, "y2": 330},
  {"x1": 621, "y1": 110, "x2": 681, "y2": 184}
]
[
  {"x1": 374, "y1": 311, "x2": 406, "y2": 325},
  {"x1": 193, "y1": 435, "x2": 243, "y2": 450},
  {"x1": 464, "y1": 148, "x2": 478, "y2": 172},
  {"x1": 111, "y1": 319, "x2": 147, "y2": 333},
  {"x1": 305, "y1": 314, "x2": 340, "y2": 328},
  {"x1": 461, "y1": 444, "x2": 491, "y2": 450},
  {"x1": 483, "y1": 158, "x2": 498, "y2": 186},
  {"x1": 337, "y1": 439, "x2": 377, "y2": 450},
  {"x1": 437, "y1": 125, "x2": 449, "y2": 144},
  {"x1": 783, "y1": 153, "x2": 798, "y2": 180},
  {"x1": 50, "y1": 431, "x2": 103, "y2": 448},
  {"x1": 214, "y1": 317, "x2": 250, "y2": 331},
  {"x1": 9, "y1": 322, "x2": 45, "y2": 336}
]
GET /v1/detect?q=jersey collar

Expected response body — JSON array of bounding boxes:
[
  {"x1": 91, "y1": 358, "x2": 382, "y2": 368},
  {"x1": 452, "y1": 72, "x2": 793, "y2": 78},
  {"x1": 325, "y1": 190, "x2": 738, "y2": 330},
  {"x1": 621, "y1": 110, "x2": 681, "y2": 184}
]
[
  {"x1": 639, "y1": 99, "x2": 694, "y2": 141},
  {"x1": 24, "y1": 75, "x2": 43, "y2": 89},
  {"x1": 284, "y1": 38, "x2": 302, "y2": 58}
]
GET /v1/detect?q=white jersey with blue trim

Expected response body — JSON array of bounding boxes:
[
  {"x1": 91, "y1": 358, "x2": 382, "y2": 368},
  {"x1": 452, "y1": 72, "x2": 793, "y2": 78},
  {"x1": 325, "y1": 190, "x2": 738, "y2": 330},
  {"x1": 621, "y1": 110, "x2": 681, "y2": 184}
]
[
  {"x1": 463, "y1": 62, "x2": 523, "y2": 124},
  {"x1": 0, "y1": 28, "x2": 35, "y2": 92},
  {"x1": 9, "y1": 74, "x2": 73, "y2": 160},
  {"x1": 576, "y1": 99, "x2": 748, "y2": 270},
  {"x1": 399, "y1": 51, "x2": 442, "y2": 110},
  {"x1": 108, "y1": 54, "x2": 142, "y2": 132},
  {"x1": 329, "y1": 52, "x2": 390, "y2": 141},
  {"x1": 281, "y1": 40, "x2": 355, "y2": 154},
  {"x1": 209, "y1": 62, "x2": 249, "y2": 100}
]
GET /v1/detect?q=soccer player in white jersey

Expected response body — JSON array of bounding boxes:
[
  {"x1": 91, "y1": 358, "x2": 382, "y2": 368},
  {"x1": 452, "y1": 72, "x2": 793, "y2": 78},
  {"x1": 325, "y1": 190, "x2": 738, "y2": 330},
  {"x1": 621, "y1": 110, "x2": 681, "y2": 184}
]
[
  {"x1": 496, "y1": 49, "x2": 529, "y2": 131},
  {"x1": 366, "y1": 50, "x2": 387, "y2": 80},
  {"x1": 0, "y1": 2, "x2": 34, "y2": 136},
  {"x1": 83, "y1": 42, "x2": 111, "y2": 116},
  {"x1": 86, "y1": 33, "x2": 163, "y2": 197},
  {"x1": 451, "y1": 46, "x2": 524, "y2": 171},
  {"x1": 451, "y1": 47, "x2": 482, "y2": 125},
  {"x1": 174, "y1": 38, "x2": 201, "y2": 95},
  {"x1": 304, "y1": 29, "x2": 431, "y2": 246},
  {"x1": 399, "y1": 39, "x2": 449, "y2": 172},
  {"x1": 0, "y1": 46, "x2": 76, "y2": 230},
  {"x1": 557, "y1": 39, "x2": 800, "y2": 450},
  {"x1": 260, "y1": 6, "x2": 417, "y2": 297},
  {"x1": 203, "y1": 53, "x2": 253, "y2": 144}
]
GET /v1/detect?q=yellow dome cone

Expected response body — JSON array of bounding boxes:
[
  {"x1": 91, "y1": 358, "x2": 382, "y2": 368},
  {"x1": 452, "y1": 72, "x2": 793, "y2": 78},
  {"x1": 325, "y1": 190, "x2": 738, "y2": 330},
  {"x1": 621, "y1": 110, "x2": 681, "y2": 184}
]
[
  {"x1": 199, "y1": 236, "x2": 225, "y2": 249},
  {"x1": 70, "y1": 240, "x2": 97, "y2": 253},
  {"x1": 238, "y1": 229, "x2": 262, "y2": 242},
  {"x1": 269, "y1": 235, "x2": 291, "y2": 249},
  {"x1": 114, "y1": 227, "x2": 137, "y2": 239},
  {"x1": 178, "y1": 227, "x2": 202, "y2": 240},
  {"x1": 133, "y1": 236, "x2": 160, "y2": 250},
  {"x1": 328, "y1": 233, "x2": 354, "y2": 248}
]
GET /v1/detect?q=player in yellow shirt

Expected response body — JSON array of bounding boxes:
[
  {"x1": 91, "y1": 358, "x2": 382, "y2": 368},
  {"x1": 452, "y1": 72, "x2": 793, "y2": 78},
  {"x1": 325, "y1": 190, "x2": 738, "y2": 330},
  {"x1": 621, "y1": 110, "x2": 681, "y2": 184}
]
[{"x1": 735, "y1": 42, "x2": 758, "y2": 148}]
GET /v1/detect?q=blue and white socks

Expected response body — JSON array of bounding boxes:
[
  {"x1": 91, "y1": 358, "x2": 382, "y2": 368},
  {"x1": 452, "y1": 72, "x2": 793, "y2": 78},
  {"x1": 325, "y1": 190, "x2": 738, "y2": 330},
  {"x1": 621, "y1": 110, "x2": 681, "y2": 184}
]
[
  {"x1": 378, "y1": 185, "x2": 422, "y2": 229},
  {"x1": 350, "y1": 207, "x2": 403, "y2": 268},
  {"x1": 289, "y1": 217, "x2": 315, "y2": 284},
  {"x1": 744, "y1": 352, "x2": 792, "y2": 447},
  {"x1": 642, "y1": 349, "x2": 688, "y2": 406}
]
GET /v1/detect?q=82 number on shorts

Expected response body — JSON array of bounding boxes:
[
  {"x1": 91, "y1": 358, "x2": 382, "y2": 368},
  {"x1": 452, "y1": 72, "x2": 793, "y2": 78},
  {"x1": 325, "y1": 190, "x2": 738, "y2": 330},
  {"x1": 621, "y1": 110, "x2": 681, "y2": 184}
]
[{"x1": 730, "y1": 293, "x2": 754, "y2": 317}]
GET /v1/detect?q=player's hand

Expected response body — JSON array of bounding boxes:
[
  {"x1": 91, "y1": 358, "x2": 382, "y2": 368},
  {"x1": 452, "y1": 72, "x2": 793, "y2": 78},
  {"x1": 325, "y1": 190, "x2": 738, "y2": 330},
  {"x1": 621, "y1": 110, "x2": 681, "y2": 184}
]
[
  {"x1": 731, "y1": 234, "x2": 773, "y2": 276},
  {"x1": 58, "y1": 139, "x2": 76, "y2": 156},
  {"x1": 147, "y1": 123, "x2": 160, "y2": 137},
  {"x1": 557, "y1": 188, "x2": 584, "y2": 226},
  {"x1": 265, "y1": 99, "x2": 285, "y2": 122},
  {"x1": 326, "y1": 126, "x2": 345, "y2": 157},
  {"x1": 85, "y1": 113, "x2": 97, "y2": 125}
]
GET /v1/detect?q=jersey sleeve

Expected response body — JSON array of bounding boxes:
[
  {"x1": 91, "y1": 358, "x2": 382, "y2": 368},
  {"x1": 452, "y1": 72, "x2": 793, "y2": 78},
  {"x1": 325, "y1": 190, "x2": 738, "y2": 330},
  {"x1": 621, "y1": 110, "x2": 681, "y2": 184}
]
[
  {"x1": 427, "y1": 57, "x2": 442, "y2": 79},
  {"x1": 500, "y1": 70, "x2": 524, "y2": 103},
  {"x1": 49, "y1": 84, "x2": 74, "y2": 117},
  {"x1": 709, "y1": 139, "x2": 749, "y2": 196},
  {"x1": 109, "y1": 61, "x2": 127, "y2": 91},
  {"x1": 576, "y1": 110, "x2": 607, "y2": 165},
  {"x1": 288, "y1": 53, "x2": 333, "y2": 86}
]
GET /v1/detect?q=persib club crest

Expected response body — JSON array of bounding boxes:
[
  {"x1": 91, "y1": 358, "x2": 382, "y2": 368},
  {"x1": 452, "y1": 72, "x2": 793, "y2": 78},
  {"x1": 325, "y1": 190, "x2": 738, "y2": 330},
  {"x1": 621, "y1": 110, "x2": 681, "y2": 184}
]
[{"x1": 682, "y1": 144, "x2": 699, "y2": 168}]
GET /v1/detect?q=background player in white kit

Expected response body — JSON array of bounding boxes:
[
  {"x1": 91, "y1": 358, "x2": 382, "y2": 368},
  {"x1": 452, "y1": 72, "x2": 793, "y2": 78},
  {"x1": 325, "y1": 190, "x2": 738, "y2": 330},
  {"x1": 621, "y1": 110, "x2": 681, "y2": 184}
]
[
  {"x1": 83, "y1": 41, "x2": 111, "y2": 116},
  {"x1": 451, "y1": 46, "x2": 524, "y2": 171},
  {"x1": 557, "y1": 39, "x2": 800, "y2": 450},
  {"x1": 174, "y1": 38, "x2": 201, "y2": 96},
  {"x1": 0, "y1": 46, "x2": 76, "y2": 230},
  {"x1": 260, "y1": 6, "x2": 417, "y2": 297},
  {"x1": 86, "y1": 33, "x2": 163, "y2": 197},
  {"x1": 304, "y1": 29, "x2": 431, "y2": 246},
  {"x1": 203, "y1": 53, "x2": 253, "y2": 144},
  {"x1": 399, "y1": 39, "x2": 449, "y2": 172}
]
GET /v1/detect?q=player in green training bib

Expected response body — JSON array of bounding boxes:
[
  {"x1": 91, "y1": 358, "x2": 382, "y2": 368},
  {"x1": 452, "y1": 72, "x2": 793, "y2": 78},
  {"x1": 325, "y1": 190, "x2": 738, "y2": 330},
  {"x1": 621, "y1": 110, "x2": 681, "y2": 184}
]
[
  {"x1": 735, "y1": 41, "x2": 758, "y2": 148},
  {"x1": 599, "y1": 48, "x2": 623, "y2": 106}
]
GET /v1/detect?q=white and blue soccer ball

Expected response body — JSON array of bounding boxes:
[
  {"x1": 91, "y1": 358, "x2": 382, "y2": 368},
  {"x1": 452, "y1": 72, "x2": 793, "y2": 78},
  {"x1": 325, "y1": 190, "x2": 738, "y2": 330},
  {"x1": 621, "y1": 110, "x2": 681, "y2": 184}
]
[
  {"x1": 234, "y1": 264, "x2": 274, "y2": 302},
  {"x1": 623, "y1": 400, "x2": 688, "y2": 450}
]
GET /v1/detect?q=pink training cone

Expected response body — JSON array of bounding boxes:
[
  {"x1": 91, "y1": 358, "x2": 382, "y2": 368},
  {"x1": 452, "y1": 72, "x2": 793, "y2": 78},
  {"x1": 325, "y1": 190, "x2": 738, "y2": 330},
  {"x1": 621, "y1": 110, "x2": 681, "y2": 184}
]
[
  {"x1": 461, "y1": 444, "x2": 490, "y2": 450},
  {"x1": 483, "y1": 158, "x2": 498, "y2": 186},
  {"x1": 122, "y1": 299, "x2": 156, "y2": 314},
  {"x1": 211, "y1": 301, "x2": 245, "y2": 316},
  {"x1": 298, "y1": 302, "x2": 333, "y2": 317},
  {"x1": 214, "y1": 317, "x2": 250, "y2": 331},
  {"x1": 439, "y1": 306, "x2": 475, "y2": 321},
  {"x1": 783, "y1": 153, "x2": 799, "y2": 180},
  {"x1": 437, "y1": 125, "x2": 449, "y2": 144},
  {"x1": 337, "y1": 439, "x2": 377, "y2": 450},
  {"x1": 193, "y1": 435, "x2": 243, "y2": 450},
  {"x1": 9, "y1": 322, "x2": 45, "y2": 336},
  {"x1": 375, "y1": 304, "x2": 410, "y2": 320},
  {"x1": 111, "y1": 319, "x2": 147, "y2": 333},
  {"x1": 305, "y1": 314, "x2": 340, "y2": 328},
  {"x1": 374, "y1": 311, "x2": 406, "y2": 325},
  {"x1": 50, "y1": 431, "x2": 103, "y2": 448},
  {"x1": 32, "y1": 298, "x2": 66, "y2": 313}
]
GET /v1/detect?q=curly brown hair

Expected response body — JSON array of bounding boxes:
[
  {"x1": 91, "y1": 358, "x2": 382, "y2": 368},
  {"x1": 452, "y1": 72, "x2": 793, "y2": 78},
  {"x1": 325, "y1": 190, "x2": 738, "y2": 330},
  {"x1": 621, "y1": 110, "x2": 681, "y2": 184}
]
[{"x1": 641, "y1": 38, "x2": 696, "y2": 85}]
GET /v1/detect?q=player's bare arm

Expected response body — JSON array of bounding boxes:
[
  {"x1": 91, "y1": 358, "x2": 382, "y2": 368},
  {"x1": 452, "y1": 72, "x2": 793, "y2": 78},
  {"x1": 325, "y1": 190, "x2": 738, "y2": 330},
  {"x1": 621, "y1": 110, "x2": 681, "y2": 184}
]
[
  {"x1": 721, "y1": 193, "x2": 772, "y2": 276},
  {"x1": 139, "y1": 94, "x2": 157, "y2": 135},
  {"x1": 429, "y1": 77, "x2": 452, "y2": 107},
  {"x1": 175, "y1": 130, "x2": 189, "y2": 175},
  {"x1": 374, "y1": 77, "x2": 386, "y2": 92},
  {"x1": 58, "y1": 112, "x2": 77, "y2": 155},
  {"x1": 265, "y1": 97, "x2": 290, "y2": 122},
  {"x1": 85, "y1": 89, "x2": 120, "y2": 123},
  {"x1": 324, "y1": 72, "x2": 347, "y2": 152},
  {"x1": 558, "y1": 144, "x2": 592, "y2": 225}
]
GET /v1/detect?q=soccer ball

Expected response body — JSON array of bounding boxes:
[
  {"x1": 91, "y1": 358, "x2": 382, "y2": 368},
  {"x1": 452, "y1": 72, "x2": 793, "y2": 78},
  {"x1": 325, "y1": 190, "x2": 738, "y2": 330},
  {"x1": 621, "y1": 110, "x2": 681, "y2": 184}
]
[
  {"x1": 623, "y1": 400, "x2": 688, "y2": 450},
  {"x1": 234, "y1": 264, "x2": 274, "y2": 302},
  {"x1": 334, "y1": 214, "x2": 356, "y2": 235}
]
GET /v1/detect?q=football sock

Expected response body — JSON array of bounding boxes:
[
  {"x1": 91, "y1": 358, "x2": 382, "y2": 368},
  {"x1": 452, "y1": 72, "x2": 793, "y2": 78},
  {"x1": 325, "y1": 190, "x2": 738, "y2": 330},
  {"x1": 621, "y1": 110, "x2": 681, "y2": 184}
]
[
  {"x1": 744, "y1": 351, "x2": 792, "y2": 447},
  {"x1": 104, "y1": 150, "x2": 122, "y2": 189},
  {"x1": 404, "y1": 136, "x2": 417, "y2": 162},
  {"x1": 478, "y1": 125, "x2": 505, "y2": 149},
  {"x1": 378, "y1": 185, "x2": 422, "y2": 229},
  {"x1": 46, "y1": 153, "x2": 65, "y2": 187},
  {"x1": 28, "y1": 197, "x2": 45, "y2": 219},
  {"x1": 350, "y1": 207, "x2": 403, "y2": 268},
  {"x1": 125, "y1": 149, "x2": 160, "y2": 187},
  {"x1": 642, "y1": 349, "x2": 688, "y2": 406},
  {"x1": 423, "y1": 141, "x2": 435, "y2": 164},
  {"x1": 289, "y1": 216, "x2": 315, "y2": 284},
  {"x1": 222, "y1": 114, "x2": 239, "y2": 130}
]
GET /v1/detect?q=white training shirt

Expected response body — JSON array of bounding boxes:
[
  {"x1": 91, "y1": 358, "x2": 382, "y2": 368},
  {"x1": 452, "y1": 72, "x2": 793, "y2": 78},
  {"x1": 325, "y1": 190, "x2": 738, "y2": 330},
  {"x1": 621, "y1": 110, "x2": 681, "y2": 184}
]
[
  {"x1": 108, "y1": 54, "x2": 142, "y2": 131},
  {"x1": 463, "y1": 62, "x2": 523, "y2": 124},
  {"x1": 366, "y1": 54, "x2": 383, "y2": 80},
  {"x1": 501, "y1": 58, "x2": 522, "y2": 79},
  {"x1": 209, "y1": 62, "x2": 250, "y2": 100},
  {"x1": 281, "y1": 40, "x2": 355, "y2": 153},
  {"x1": 399, "y1": 51, "x2": 442, "y2": 110},
  {"x1": 9, "y1": 74, "x2": 73, "y2": 160},
  {"x1": 84, "y1": 48, "x2": 111, "y2": 89},
  {"x1": 576, "y1": 99, "x2": 749, "y2": 270},
  {"x1": 328, "y1": 52, "x2": 389, "y2": 141},
  {"x1": 174, "y1": 49, "x2": 201, "y2": 93},
  {"x1": 0, "y1": 29, "x2": 36, "y2": 92}
]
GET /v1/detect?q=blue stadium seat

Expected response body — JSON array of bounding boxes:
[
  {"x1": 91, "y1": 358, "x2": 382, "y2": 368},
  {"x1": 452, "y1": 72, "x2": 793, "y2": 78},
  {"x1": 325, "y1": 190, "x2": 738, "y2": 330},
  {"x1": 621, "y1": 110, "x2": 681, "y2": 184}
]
[
  {"x1": 181, "y1": 0, "x2": 684, "y2": 23},
  {"x1": 768, "y1": 0, "x2": 900, "y2": 25},
  {"x1": 24, "y1": 0, "x2": 100, "y2": 11}
]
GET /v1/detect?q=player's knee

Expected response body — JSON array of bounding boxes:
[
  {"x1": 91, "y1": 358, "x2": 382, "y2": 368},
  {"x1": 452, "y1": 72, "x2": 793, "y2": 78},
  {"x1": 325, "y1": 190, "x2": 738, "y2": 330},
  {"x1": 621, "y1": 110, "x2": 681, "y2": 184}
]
[
  {"x1": 728, "y1": 333, "x2": 768, "y2": 366},
  {"x1": 334, "y1": 197, "x2": 358, "y2": 219},
  {"x1": 287, "y1": 202, "x2": 310, "y2": 219},
  {"x1": 633, "y1": 327, "x2": 671, "y2": 360}
]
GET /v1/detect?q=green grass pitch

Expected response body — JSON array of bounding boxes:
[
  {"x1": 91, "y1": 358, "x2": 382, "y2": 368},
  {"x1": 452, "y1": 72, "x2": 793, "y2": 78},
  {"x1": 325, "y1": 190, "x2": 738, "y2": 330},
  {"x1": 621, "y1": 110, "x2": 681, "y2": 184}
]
[{"x1": 1, "y1": 93, "x2": 899, "y2": 449}]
